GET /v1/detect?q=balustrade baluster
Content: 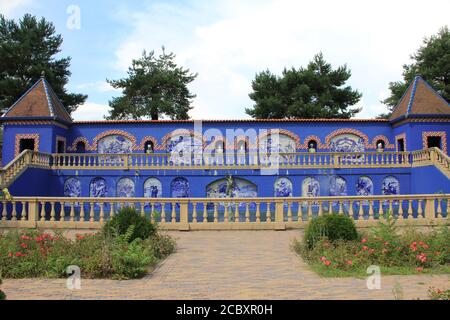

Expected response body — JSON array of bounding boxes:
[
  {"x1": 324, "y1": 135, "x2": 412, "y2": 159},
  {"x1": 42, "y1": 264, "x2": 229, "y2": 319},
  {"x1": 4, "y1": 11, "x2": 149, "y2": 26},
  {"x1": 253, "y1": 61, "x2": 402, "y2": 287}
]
[
  {"x1": 307, "y1": 200, "x2": 313, "y2": 221},
  {"x1": 171, "y1": 203, "x2": 176, "y2": 223},
  {"x1": 100, "y1": 202, "x2": 105, "y2": 222},
  {"x1": 398, "y1": 199, "x2": 404, "y2": 219},
  {"x1": 368, "y1": 200, "x2": 374, "y2": 220},
  {"x1": 245, "y1": 202, "x2": 250, "y2": 222},
  {"x1": 417, "y1": 199, "x2": 424, "y2": 219},
  {"x1": 256, "y1": 202, "x2": 261, "y2": 222},
  {"x1": 192, "y1": 202, "x2": 197, "y2": 223},
  {"x1": 1, "y1": 201, "x2": 6, "y2": 221},
  {"x1": 89, "y1": 202, "x2": 94, "y2": 222},
  {"x1": 40, "y1": 201, "x2": 46, "y2": 221},
  {"x1": 21, "y1": 201, "x2": 27, "y2": 221},
  {"x1": 266, "y1": 202, "x2": 271, "y2": 222},
  {"x1": 235, "y1": 202, "x2": 239, "y2": 223},
  {"x1": 70, "y1": 202, "x2": 75, "y2": 222},
  {"x1": 214, "y1": 203, "x2": 218, "y2": 223}
]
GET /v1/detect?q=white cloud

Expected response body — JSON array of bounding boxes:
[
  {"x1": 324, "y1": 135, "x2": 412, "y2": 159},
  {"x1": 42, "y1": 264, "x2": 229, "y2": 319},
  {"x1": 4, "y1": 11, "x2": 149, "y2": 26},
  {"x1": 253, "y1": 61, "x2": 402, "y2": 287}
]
[
  {"x1": 76, "y1": 81, "x2": 120, "y2": 93},
  {"x1": 0, "y1": 0, "x2": 31, "y2": 16},
  {"x1": 72, "y1": 102, "x2": 111, "y2": 121},
  {"x1": 109, "y1": 0, "x2": 450, "y2": 120}
]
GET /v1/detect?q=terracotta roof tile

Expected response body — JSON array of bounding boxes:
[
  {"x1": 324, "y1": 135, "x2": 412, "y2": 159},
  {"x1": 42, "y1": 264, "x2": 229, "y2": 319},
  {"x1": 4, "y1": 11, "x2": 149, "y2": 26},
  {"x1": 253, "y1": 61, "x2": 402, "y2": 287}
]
[
  {"x1": 390, "y1": 76, "x2": 450, "y2": 122},
  {"x1": 2, "y1": 77, "x2": 72, "y2": 124}
]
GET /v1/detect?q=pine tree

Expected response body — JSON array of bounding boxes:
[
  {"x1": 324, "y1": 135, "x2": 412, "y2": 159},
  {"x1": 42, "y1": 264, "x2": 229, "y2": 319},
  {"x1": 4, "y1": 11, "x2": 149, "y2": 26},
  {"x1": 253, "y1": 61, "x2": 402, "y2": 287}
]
[
  {"x1": 106, "y1": 48, "x2": 197, "y2": 120},
  {"x1": 0, "y1": 14, "x2": 87, "y2": 115},
  {"x1": 245, "y1": 53, "x2": 362, "y2": 119}
]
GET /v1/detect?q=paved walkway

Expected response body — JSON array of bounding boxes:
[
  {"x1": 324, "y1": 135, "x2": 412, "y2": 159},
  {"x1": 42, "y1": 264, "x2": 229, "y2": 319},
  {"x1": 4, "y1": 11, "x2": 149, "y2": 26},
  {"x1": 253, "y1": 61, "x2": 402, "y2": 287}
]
[{"x1": 2, "y1": 231, "x2": 449, "y2": 300}]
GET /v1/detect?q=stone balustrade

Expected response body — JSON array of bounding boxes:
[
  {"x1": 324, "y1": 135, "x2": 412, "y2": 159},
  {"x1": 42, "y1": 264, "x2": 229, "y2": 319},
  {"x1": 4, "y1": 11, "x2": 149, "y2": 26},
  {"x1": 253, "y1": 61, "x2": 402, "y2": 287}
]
[{"x1": 0, "y1": 194, "x2": 447, "y2": 230}]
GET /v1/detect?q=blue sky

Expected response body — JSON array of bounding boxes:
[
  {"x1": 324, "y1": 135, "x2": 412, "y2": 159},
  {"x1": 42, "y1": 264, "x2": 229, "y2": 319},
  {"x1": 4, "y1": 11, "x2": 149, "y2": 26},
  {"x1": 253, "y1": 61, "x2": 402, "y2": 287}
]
[{"x1": 1, "y1": 0, "x2": 449, "y2": 120}]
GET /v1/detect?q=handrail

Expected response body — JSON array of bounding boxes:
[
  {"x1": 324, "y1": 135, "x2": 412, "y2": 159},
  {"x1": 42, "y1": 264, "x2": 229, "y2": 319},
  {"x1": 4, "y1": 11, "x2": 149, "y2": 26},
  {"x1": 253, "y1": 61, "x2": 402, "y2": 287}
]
[{"x1": 1, "y1": 194, "x2": 448, "y2": 231}]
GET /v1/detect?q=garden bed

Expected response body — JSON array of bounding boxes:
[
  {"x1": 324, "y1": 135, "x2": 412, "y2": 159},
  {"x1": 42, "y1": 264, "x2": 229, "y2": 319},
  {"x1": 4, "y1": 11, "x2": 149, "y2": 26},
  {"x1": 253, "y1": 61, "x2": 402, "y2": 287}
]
[
  {"x1": 294, "y1": 215, "x2": 450, "y2": 278},
  {"x1": 0, "y1": 208, "x2": 176, "y2": 280}
]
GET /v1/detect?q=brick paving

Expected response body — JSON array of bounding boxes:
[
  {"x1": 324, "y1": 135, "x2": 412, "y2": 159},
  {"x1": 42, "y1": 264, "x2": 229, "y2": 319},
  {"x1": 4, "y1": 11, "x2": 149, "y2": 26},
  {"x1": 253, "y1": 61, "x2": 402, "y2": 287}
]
[{"x1": 2, "y1": 230, "x2": 449, "y2": 300}]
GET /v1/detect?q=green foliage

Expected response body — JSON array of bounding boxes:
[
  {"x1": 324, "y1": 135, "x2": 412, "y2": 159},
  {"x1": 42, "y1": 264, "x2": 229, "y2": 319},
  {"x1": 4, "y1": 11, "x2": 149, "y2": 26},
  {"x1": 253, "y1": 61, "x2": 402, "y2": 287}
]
[
  {"x1": 382, "y1": 26, "x2": 450, "y2": 115},
  {"x1": 0, "y1": 228, "x2": 175, "y2": 280},
  {"x1": 296, "y1": 221, "x2": 450, "y2": 277},
  {"x1": 0, "y1": 14, "x2": 87, "y2": 115},
  {"x1": 104, "y1": 207, "x2": 156, "y2": 242},
  {"x1": 428, "y1": 287, "x2": 450, "y2": 300},
  {"x1": 0, "y1": 275, "x2": 5, "y2": 300},
  {"x1": 106, "y1": 47, "x2": 197, "y2": 120},
  {"x1": 304, "y1": 214, "x2": 358, "y2": 249},
  {"x1": 246, "y1": 52, "x2": 362, "y2": 119}
]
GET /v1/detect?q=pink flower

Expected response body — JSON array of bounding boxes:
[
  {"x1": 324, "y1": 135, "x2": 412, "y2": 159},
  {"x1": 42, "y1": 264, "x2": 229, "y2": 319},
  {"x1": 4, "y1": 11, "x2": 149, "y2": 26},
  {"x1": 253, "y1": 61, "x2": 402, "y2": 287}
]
[
  {"x1": 20, "y1": 243, "x2": 27, "y2": 249},
  {"x1": 8, "y1": 252, "x2": 13, "y2": 257},
  {"x1": 416, "y1": 267, "x2": 423, "y2": 272},
  {"x1": 346, "y1": 260, "x2": 353, "y2": 266},
  {"x1": 361, "y1": 238, "x2": 368, "y2": 243},
  {"x1": 362, "y1": 246, "x2": 368, "y2": 251},
  {"x1": 324, "y1": 260, "x2": 331, "y2": 266},
  {"x1": 320, "y1": 256, "x2": 327, "y2": 262}
]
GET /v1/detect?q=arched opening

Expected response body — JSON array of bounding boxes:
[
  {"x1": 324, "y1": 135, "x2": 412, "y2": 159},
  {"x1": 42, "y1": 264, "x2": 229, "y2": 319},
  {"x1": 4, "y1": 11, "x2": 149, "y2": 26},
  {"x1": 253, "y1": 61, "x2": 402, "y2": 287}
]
[
  {"x1": 117, "y1": 177, "x2": 135, "y2": 198},
  {"x1": 171, "y1": 177, "x2": 190, "y2": 198},
  {"x1": 76, "y1": 141, "x2": 86, "y2": 153},
  {"x1": 98, "y1": 135, "x2": 133, "y2": 154},
  {"x1": 144, "y1": 178, "x2": 162, "y2": 198},
  {"x1": 382, "y1": 176, "x2": 400, "y2": 195},
  {"x1": 144, "y1": 140, "x2": 155, "y2": 154},
  {"x1": 330, "y1": 134, "x2": 365, "y2": 153},
  {"x1": 64, "y1": 178, "x2": 81, "y2": 197},
  {"x1": 308, "y1": 140, "x2": 317, "y2": 153},
  {"x1": 376, "y1": 139, "x2": 385, "y2": 151},
  {"x1": 90, "y1": 177, "x2": 107, "y2": 198},
  {"x1": 274, "y1": 177, "x2": 293, "y2": 197}
]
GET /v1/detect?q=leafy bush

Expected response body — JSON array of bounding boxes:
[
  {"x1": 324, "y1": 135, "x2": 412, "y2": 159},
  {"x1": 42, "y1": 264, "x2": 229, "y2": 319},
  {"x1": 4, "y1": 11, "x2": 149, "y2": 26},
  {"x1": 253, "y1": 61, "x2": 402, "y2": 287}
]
[
  {"x1": 0, "y1": 229, "x2": 175, "y2": 280},
  {"x1": 0, "y1": 276, "x2": 5, "y2": 300},
  {"x1": 104, "y1": 207, "x2": 156, "y2": 242},
  {"x1": 428, "y1": 287, "x2": 450, "y2": 300},
  {"x1": 304, "y1": 214, "x2": 358, "y2": 249},
  {"x1": 296, "y1": 217, "x2": 450, "y2": 277}
]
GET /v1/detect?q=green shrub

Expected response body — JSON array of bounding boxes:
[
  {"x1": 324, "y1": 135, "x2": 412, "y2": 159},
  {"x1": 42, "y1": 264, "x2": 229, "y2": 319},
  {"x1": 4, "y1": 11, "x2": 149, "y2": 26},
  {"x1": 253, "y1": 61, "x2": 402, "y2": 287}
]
[
  {"x1": 0, "y1": 229, "x2": 175, "y2": 280},
  {"x1": 304, "y1": 214, "x2": 358, "y2": 249},
  {"x1": 0, "y1": 277, "x2": 5, "y2": 300},
  {"x1": 104, "y1": 207, "x2": 156, "y2": 242}
]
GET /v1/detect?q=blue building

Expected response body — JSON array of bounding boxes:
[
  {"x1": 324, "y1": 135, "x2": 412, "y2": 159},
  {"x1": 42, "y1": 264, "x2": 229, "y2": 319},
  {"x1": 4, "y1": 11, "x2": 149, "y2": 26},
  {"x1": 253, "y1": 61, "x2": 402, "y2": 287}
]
[{"x1": 1, "y1": 75, "x2": 449, "y2": 203}]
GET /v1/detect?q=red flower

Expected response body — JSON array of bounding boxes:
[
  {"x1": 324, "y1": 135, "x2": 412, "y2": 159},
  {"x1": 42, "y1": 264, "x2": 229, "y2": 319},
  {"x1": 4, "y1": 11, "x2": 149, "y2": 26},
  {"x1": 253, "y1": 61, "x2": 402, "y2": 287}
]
[
  {"x1": 8, "y1": 252, "x2": 13, "y2": 257},
  {"x1": 20, "y1": 243, "x2": 27, "y2": 249},
  {"x1": 324, "y1": 260, "x2": 331, "y2": 266},
  {"x1": 346, "y1": 260, "x2": 353, "y2": 266},
  {"x1": 320, "y1": 256, "x2": 327, "y2": 262},
  {"x1": 361, "y1": 238, "x2": 368, "y2": 243},
  {"x1": 15, "y1": 252, "x2": 26, "y2": 257},
  {"x1": 20, "y1": 235, "x2": 31, "y2": 240},
  {"x1": 362, "y1": 246, "x2": 368, "y2": 251},
  {"x1": 416, "y1": 267, "x2": 423, "y2": 272}
]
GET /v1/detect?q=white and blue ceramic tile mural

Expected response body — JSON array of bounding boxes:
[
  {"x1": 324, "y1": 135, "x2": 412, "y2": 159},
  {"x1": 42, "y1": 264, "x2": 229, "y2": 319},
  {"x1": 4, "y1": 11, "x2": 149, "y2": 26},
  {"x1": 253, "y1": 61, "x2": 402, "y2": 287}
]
[
  {"x1": 207, "y1": 178, "x2": 257, "y2": 199},
  {"x1": 330, "y1": 134, "x2": 365, "y2": 153},
  {"x1": 171, "y1": 177, "x2": 190, "y2": 198},
  {"x1": 144, "y1": 178, "x2": 162, "y2": 198},
  {"x1": 259, "y1": 134, "x2": 296, "y2": 154},
  {"x1": 117, "y1": 178, "x2": 135, "y2": 197},
  {"x1": 64, "y1": 178, "x2": 81, "y2": 197},
  {"x1": 90, "y1": 177, "x2": 107, "y2": 197},
  {"x1": 167, "y1": 134, "x2": 202, "y2": 165},
  {"x1": 302, "y1": 177, "x2": 320, "y2": 197},
  {"x1": 98, "y1": 135, "x2": 133, "y2": 154},
  {"x1": 356, "y1": 176, "x2": 373, "y2": 196},
  {"x1": 382, "y1": 176, "x2": 400, "y2": 195},
  {"x1": 329, "y1": 176, "x2": 347, "y2": 196},
  {"x1": 274, "y1": 177, "x2": 293, "y2": 197}
]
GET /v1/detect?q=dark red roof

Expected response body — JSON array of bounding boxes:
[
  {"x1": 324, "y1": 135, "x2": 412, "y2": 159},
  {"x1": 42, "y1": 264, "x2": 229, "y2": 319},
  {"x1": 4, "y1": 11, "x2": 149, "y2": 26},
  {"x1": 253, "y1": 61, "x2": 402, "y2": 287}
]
[
  {"x1": 2, "y1": 77, "x2": 72, "y2": 124},
  {"x1": 390, "y1": 76, "x2": 450, "y2": 122}
]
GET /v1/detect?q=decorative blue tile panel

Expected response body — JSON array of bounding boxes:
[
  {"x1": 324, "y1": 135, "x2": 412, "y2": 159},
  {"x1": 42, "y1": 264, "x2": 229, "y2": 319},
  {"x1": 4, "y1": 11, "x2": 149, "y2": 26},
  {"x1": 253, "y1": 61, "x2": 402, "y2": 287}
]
[
  {"x1": 274, "y1": 177, "x2": 293, "y2": 197},
  {"x1": 356, "y1": 176, "x2": 373, "y2": 196},
  {"x1": 167, "y1": 135, "x2": 202, "y2": 165},
  {"x1": 90, "y1": 177, "x2": 107, "y2": 198},
  {"x1": 302, "y1": 177, "x2": 320, "y2": 197},
  {"x1": 329, "y1": 176, "x2": 347, "y2": 196},
  {"x1": 144, "y1": 178, "x2": 162, "y2": 198},
  {"x1": 259, "y1": 134, "x2": 296, "y2": 154},
  {"x1": 64, "y1": 178, "x2": 81, "y2": 197},
  {"x1": 207, "y1": 177, "x2": 257, "y2": 199},
  {"x1": 171, "y1": 177, "x2": 190, "y2": 198},
  {"x1": 98, "y1": 135, "x2": 133, "y2": 154},
  {"x1": 382, "y1": 176, "x2": 400, "y2": 195},
  {"x1": 117, "y1": 178, "x2": 135, "y2": 198},
  {"x1": 330, "y1": 134, "x2": 365, "y2": 152}
]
